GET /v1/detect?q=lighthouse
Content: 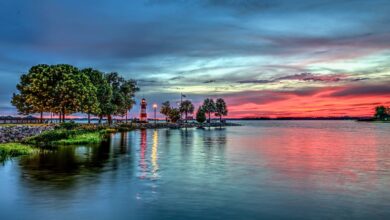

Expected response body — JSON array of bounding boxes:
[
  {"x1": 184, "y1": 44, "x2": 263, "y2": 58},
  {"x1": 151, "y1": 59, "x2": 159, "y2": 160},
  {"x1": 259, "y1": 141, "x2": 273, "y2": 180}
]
[{"x1": 140, "y1": 98, "x2": 148, "y2": 122}]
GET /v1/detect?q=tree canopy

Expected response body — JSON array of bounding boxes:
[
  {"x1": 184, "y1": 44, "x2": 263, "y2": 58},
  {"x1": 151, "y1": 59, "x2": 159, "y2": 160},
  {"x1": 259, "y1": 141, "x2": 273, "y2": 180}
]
[
  {"x1": 375, "y1": 105, "x2": 389, "y2": 121},
  {"x1": 160, "y1": 101, "x2": 171, "y2": 121},
  {"x1": 179, "y1": 100, "x2": 194, "y2": 123},
  {"x1": 196, "y1": 106, "x2": 206, "y2": 123},
  {"x1": 12, "y1": 64, "x2": 138, "y2": 124},
  {"x1": 202, "y1": 98, "x2": 216, "y2": 123},
  {"x1": 215, "y1": 98, "x2": 228, "y2": 122}
]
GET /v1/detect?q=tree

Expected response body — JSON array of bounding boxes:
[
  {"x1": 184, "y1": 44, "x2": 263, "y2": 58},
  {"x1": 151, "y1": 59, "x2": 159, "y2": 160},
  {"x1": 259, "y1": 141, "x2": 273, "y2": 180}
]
[
  {"x1": 179, "y1": 100, "x2": 194, "y2": 123},
  {"x1": 202, "y1": 98, "x2": 216, "y2": 123},
  {"x1": 81, "y1": 68, "x2": 111, "y2": 124},
  {"x1": 11, "y1": 64, "x2": 52, "y2": 122},
  {"x1": 215, "y1": 98, "x2": 228, "y2": 123},
  {"x1": 160, "y1": 101, "x2": 171, "y2": 122},
  {"x1": 375, "y1": 106, "x2": 388, "y2": 120},
  {"x1": 49, "y1": 64, "x2": 96, "y2": 122},
  {"x1": 196, "y1": 107, "x2": 206, "y2": 123},
  {"x1": 168, "y1": 108, "x2": 181, "y2": 123},
  {"x1": 105, "y1": 72, "x2": 139, "y2": 125},
  {"x1": 119, "y1": 79, "x2": 139, "y2": 122}
]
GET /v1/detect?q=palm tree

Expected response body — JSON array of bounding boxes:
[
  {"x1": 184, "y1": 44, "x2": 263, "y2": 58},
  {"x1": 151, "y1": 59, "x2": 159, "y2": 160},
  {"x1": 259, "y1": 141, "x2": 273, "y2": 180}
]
[
  {"x1": 180, "y1": 100, "x2": 194, "y2": 123},
  {"x1": 202, "y1": 98, "x2": 216, "y2": 123},
  {"x1": 160, "y1": 101, "x2": 171, "y2": 122},
  {"x1": 215, "y1": 98, "x2": 228, "y2": 123}
]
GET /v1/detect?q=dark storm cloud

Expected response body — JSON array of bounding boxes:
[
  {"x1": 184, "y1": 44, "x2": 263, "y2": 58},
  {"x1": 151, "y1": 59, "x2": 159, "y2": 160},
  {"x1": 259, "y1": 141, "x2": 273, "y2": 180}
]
[
  {"x1": 327, "y1": 83, "x2": 390, "y2": 97},
  {"x1": 238, "y1": 73, "x2": 351, "y2": 84}
]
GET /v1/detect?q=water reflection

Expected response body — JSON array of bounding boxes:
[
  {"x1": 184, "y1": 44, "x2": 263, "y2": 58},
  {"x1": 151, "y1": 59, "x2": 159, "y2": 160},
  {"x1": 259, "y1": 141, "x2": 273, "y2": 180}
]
[
  {"x1": 0, "y1": 122, "x2": 389, "y2": 220},
  {"x1": 139, "y1": 129, "x2": 147, "y2": 179},
  {"x1": 151, "y1": 129, "x2": 159, "y2": 178}
]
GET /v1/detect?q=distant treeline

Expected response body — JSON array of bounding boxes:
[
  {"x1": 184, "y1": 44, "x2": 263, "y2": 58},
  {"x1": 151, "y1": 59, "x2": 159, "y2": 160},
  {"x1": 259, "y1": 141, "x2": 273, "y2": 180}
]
[{"x1": 11, "y1": 64, "x2": 139, "y2": 124}]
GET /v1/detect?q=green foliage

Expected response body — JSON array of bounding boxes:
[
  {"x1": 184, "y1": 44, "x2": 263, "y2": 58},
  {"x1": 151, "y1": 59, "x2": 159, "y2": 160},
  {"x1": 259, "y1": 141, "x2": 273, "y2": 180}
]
[
  {"x1": 160, "y1": 101, "x2": 171, "y2": 121},
  {"x1": 375, "y1": 106, "x2": 389, "y2": 120},
  {"x1": 0, "y1": 143, "x2": 36, "y2": 162},
  {"x1": 196, "y1": 107, "x2": 206, "y2": 123},
  {"x1": 23, "y1": 128, "x2": 107, "y2": 146},
  {"x1": 180, "y1": 100, "x2": 194, "y2": 122},
  {"x1": 105, "y1": 72, "x2": 139, "y2": 124},
  {"x1": 23, "y1": 129, "x2": 79, "y2": 145},
  {"x1": 215, "y1": 98, "x2": 228, "y2": 122},
  {"x1": 11, "y1": 64, "x2": 52, "y2": 121},
  {"x1": 202, "y1": 98, "x2": 216, "y2": 122},
  {"x1": 57, "y1": 121, "x2": 80, "y2": 130},
  {"x1": 12, "y1": 64, "x2": 139, "y2": 124},
  {"x1": 168, "y1": 108, "x2": 181, "y2": 123},
  {"x1": 81, "y1": 68, "x2": 112, "y2": 121},
  {"x1": 52, "y1": 132, "x2": 102, "y2": 145}
]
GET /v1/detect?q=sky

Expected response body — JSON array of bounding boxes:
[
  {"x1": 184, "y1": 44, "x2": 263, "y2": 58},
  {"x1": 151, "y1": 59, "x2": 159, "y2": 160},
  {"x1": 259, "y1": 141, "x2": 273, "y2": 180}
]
[{"x1": 0, "y1": 0, "x2": 390, "y2": 118}]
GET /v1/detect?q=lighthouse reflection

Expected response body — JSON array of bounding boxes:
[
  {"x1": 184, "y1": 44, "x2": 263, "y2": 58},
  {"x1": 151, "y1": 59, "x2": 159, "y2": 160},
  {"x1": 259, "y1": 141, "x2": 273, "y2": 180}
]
[{"x1": 139, "y1": 129, "x2": 147, "y2": 179}]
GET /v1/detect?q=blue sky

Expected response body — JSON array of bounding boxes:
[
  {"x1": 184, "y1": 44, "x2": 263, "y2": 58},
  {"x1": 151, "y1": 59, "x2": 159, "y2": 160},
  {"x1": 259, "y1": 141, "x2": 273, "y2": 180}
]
[{"x1": 1, "y1": 0, "x2": 390, "y2": 117}]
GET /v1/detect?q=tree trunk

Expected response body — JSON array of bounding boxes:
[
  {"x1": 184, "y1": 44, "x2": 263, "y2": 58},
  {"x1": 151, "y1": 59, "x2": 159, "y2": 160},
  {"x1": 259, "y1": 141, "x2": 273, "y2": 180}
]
[
  {"x1": 88, "y1": 113, "x2": 91, "y2": 124},
  {"x1": 40, "y1": 111, "x2": 43, "y2": 123},
  {"x1": 125, "y1": 111, "x2": 128, "y2": 124},
  {"x1": 108, "y1": 114, "x2": 112, "y2": 125},
  {"x1": 185, "y1": 112, "x2": 188, "y2": 123},
  {"x1": 208, "y1": 112, "x2": 211, "y2": 128},
  {"x1": 59, "y1": 113, "x2": 62, "y2": 123}
]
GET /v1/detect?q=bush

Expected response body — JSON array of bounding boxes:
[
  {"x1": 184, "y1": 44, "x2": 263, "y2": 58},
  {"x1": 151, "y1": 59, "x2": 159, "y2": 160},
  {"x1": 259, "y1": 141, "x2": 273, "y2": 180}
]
[
  {"x1": 23, "y1": 129, "x2": 80, "y2": 145},
  {"x1": 52, "y1": 132, "x2": 102, "y2": 145},
  {"x1": 57, "y1": 121, "x2": 79, "y2": 130}
]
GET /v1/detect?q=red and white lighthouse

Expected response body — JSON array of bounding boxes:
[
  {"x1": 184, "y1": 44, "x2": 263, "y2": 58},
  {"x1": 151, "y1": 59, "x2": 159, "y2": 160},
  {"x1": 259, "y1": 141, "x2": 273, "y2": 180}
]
[{"x1": 140, "y1": 98, "x2": 147, "y2": 122}]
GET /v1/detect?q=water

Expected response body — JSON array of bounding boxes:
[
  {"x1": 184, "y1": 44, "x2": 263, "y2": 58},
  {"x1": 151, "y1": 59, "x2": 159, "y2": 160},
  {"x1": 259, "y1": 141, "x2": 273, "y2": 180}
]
[{"x1": 1, "y1": 121, "x2": 390, "y2": 219}]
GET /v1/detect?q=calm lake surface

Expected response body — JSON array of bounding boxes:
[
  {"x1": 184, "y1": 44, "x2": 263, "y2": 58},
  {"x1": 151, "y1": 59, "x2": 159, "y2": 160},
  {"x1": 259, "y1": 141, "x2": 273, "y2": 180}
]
[{"x1": 1, "y1": 121, "x2": 390, "y2": 219}]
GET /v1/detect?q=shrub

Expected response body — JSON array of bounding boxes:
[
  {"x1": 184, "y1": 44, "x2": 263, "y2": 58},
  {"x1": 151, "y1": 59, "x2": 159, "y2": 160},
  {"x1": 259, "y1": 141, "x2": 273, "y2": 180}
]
[
  {"x1": 57, "y1": 121, "x2": 79, "y2": 130},
  {"x1": 23, "y1": 129, "x2": 79, "y2": 145}
]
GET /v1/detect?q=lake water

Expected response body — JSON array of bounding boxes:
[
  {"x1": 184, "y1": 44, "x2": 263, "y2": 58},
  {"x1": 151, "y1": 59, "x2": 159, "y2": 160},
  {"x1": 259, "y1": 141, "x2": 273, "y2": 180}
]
[{"x1": 1, "y1": 121, "x2": 390, "y2": 219}]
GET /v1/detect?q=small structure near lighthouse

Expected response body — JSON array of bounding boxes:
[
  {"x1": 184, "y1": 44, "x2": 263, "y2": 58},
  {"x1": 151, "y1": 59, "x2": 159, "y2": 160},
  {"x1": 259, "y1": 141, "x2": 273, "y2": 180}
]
[{"x1": 140, "y1": 98, "x2": 148, "y2": 122}]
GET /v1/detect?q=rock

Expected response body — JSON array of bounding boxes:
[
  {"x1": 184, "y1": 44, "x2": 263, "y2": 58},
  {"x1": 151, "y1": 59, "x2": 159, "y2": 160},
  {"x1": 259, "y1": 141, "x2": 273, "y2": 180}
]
[{"x1": 0, "y1": 125, "x2": 55, "y2": 143}]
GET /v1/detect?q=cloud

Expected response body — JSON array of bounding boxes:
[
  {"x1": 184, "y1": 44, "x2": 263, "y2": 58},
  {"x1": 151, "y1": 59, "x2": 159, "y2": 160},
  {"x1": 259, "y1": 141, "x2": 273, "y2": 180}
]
[
  {"x1": 238, "y1": 72, "x2": 352, "y2": 84},
  {"x1": 327, "y1": 83, "x2": 390, "y2": 97}
]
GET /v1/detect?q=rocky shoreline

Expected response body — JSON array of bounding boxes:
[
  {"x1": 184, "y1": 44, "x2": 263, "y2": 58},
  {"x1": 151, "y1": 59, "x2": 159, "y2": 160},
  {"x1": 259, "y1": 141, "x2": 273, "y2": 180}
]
[
  {"x1": 0, "y1": 125, "x2": 55, "y2": 143},
  {"x1": 0, "y1": 122, "x2": 241, "y2": 144}
]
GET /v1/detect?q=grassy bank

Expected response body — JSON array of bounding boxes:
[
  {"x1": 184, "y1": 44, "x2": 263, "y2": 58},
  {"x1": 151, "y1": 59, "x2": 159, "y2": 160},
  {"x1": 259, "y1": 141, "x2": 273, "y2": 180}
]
[
  {"x1": 52, "y1": 132, "x2": 103, "y2": 145},
  {"x1": 23, "y1": 129, "x2": 109, "y2": 146},
  {"x1": 0, "y1": 143, "x2": 36, "y2": 162}
]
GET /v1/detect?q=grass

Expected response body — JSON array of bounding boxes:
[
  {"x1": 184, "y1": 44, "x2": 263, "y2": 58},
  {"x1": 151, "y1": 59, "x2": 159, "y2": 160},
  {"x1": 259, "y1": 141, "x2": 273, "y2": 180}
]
[
  {"x1": 0, "y1": 143, "x2": 36, "y2": 162},
  {"x1": 52, "y1": 132, "x2": 102, "y2": 145}
]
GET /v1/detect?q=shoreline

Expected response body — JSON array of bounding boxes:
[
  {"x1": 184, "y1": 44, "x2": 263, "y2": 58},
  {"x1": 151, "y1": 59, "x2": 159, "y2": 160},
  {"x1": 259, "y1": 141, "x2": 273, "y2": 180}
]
[
  {"x1": 0, "y1": 122, "x2": 241, "y2": 142},
  {"x1": 0, "y1": 121, "x2": 240, "y2": 161}
]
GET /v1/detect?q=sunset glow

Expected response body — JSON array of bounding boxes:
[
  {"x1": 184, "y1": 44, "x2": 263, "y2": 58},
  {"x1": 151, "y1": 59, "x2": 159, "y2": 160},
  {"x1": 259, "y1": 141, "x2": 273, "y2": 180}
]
[{"x1": 0, "y1": 1, "x2": 389, "y2": 117}]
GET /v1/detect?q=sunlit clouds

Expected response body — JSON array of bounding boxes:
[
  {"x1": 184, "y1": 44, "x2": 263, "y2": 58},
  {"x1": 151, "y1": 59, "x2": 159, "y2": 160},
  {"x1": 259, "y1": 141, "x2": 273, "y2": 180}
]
[{"x1": 0, "y1": 0, "x2": 390, "y2": 117}]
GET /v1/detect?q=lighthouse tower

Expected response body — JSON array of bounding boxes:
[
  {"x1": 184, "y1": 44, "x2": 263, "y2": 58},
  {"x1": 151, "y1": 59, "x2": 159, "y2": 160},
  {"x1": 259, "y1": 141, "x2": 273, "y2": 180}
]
[{"x1": 140, "y1": 98, "x2": 148, "y2": 122}]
